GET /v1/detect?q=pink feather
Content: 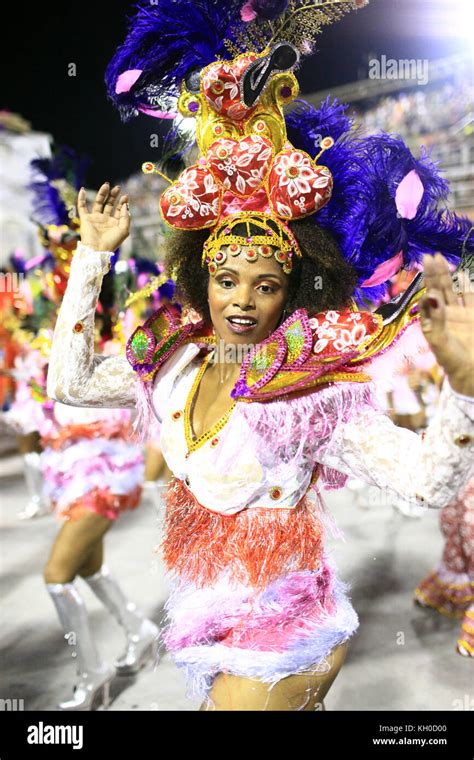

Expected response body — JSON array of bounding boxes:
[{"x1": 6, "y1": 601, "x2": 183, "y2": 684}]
[
  {"x1": 395, "y1": 169, "x2": 424, "y2": 220},
  {"x1": 241, "y1": 1, "x2": 257, "y2": 21},
  {"x1": 137, "y1": 106, "x2": 178, "y2": 119},
  {"x1": 115, "y1": 69, "x2": 143, "y2": 94},
  {"x1": 361, "y1": 250, "x2": 404, "y2": 287}
]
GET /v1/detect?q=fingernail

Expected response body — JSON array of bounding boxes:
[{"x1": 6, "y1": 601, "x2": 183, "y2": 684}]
[{"x1": 427, "y1": 296, "x2": 439, "y2": 308}]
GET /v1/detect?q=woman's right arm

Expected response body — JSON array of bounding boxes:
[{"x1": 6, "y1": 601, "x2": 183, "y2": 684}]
[
  {"x1": 46, "y1": 242, "x2": 137, "y2": 407},
  {"x1": 47, "y1": 183, "x2": 137, "y2": 408}
]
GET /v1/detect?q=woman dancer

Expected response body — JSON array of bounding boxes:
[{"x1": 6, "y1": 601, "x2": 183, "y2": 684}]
[
  {"x1": 47, "y1": 0, "x2": 474, "y2": 710},
  {"x1": 414, "y1": 473, "x2": 474, "y2": 657},
  {"x1": 22, "y1": 149, "x2": 159, "y2": 710},
  {"x1": 42, "y1": 387, "x2": 158, "y2": 710}
]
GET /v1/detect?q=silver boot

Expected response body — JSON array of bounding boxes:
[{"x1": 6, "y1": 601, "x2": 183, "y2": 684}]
[
  {"x1": 18, "y1": 452, "x2": 51, "y2": 520},
  {"x1": 82, "y1": 564, "x2": 159, "y2": 676},
  {"x1": 46, "y1": 582, "x2": 115, "y2": 710}
]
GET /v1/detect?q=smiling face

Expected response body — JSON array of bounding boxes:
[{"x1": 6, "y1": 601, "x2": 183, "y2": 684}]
[{"x1": 207, "y1": 245, "x2": 290, "y2": 348}]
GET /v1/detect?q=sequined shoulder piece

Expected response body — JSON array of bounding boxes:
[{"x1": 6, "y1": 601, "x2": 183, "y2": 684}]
[
  {"x1": 230, "y1": 307, "x2": 384, "y2": 402},
  {"x1": 126, "y1": 305, "x2": 214, "y2": 382}
]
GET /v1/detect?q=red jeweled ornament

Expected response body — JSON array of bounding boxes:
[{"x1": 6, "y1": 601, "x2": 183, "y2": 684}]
[
  {"x1": 160, "y1": 165, "x2": 221, "y2": 229},
  {"x1": 244, "y1": 248, "x2": 258, "y2": 261},
  {"x1": 269, "y1": 148, "x2": 333, "y2": 220},
  {"x1": 208, "y1": 135, "x2": 273, "y2": 197},
  {"x1": 202, "y1": 55, "x2": 258, "y2": 121}
]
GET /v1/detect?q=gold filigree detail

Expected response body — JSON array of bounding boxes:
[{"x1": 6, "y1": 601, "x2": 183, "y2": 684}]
[
  {"x1": 225, "y1": 1, "x2": 362, "y2": 56},
  {"x1": 184, "y1": 352, "x2": 237, "y2": 454},
  {"x1": 125, "y1": 272, "x2": 173, "y2": 307}
]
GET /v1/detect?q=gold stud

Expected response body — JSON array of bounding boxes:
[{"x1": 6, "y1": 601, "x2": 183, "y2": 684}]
[{"x1": 454, "y1": 434, "x2": 472, "y2": 447}]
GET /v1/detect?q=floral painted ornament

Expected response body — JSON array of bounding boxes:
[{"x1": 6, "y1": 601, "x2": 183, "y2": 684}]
[
  {"x1": 201, "y1": 55, "x2": 259, "y2": 122},
  {"x1": 160, "y1": 165, "x2": 221, "y2": 229},
  {"x1": 308, "y1": 309, "x2": 382, "y2": 358},
  {"x1": 207, "y1": 135, "x2": 274, "y2": 197},
  {"x1": 268, "y1": 146, "x2": 334, "y2": 219}
]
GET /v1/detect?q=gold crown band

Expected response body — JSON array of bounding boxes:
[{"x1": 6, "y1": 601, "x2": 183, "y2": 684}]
[{"x1": 202, "y1": 212, "x2": 302, "y2": 276}]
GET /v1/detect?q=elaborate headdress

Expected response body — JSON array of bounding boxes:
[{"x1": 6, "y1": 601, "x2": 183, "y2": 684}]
[{"x1": 106, "y1": 0, "x2": 473, "y2": 301}]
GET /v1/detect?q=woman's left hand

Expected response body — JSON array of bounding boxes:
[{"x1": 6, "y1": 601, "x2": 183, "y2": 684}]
[{"x1": 419, "y1": 253, "x2": 474, "y2": 397}]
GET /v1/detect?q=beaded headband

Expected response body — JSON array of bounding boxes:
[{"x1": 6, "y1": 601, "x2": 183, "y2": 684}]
[{"x1": 202, "y1": 212, "x2": 301, "y2": 276}]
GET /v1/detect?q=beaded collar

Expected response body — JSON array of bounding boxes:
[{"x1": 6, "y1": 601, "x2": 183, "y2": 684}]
[{"x1": 126, "y1": 291, "x2": 422, "y2": 403}]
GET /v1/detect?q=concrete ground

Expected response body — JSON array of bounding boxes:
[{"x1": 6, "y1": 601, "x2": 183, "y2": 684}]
[{"x1": 0, "y1": 452, "x2": 472, "y2": 712}]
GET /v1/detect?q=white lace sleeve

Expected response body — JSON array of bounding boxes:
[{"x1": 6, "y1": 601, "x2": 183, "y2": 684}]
[
  {"x1": 46, "y1": 242, "x2": 137, "y2": 408},
  {"x1": 318, "y1": 378, "x2": 474, "y2": 508}
]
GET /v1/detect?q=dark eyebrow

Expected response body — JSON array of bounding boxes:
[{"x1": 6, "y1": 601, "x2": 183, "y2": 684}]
[{"x1": 217, "y1": 267, "x2": 283, "y2": 282}]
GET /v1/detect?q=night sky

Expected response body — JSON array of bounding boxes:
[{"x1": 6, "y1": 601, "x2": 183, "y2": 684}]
[{"x1": 3, "y1": 0, "x2": 469, "y2": 187}]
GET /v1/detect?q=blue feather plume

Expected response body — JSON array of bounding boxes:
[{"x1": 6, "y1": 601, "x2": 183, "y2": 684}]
[
  {"x1": 285, "y1": 99, "x2": 473, "y2": 297},
  {"x1": 105, "y1": 0, "x2": 245, "y2": 121},
  {"x1": 286, "y1": 97, "x2": 354, "y2": 150},
  {"x1": 29, "y1": 146, "x2": 88, "y2": 227}
]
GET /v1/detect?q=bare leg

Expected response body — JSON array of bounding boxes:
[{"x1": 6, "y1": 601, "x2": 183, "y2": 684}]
[
  {"x1": 17, "y1": 432, "x2": 42, "y2": 454},
  {"x1": 144, "y1": 444, "x2": 171, "y2": 482},
  {"x1": 44, "y1": 512, "x2": 112, "y2": 584},
  {"x1": 78, "y1": 540, "x2": 104, "y2": 579},
  {"x1": 200, "y1": 641, "x2": 348, "y2": 711}
]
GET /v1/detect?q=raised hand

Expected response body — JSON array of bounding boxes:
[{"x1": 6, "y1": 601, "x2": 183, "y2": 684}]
[
  {"x1": 77, "y1": 182, "x2": 130, "y2": 252},
  {"x1": 419, "y1": 253, "x2": 474, "y2": 397}
]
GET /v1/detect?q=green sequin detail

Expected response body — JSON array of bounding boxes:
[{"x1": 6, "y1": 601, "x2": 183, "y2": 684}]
[
  {"x1": 131, "y1": 330, "x2": 150, "y2": 362},
  {"x1": 251, "y1": 340, "x2": 279, "y2": 373},
  {"x1": 285, "y1": 321, "x2": 305, "y2": 363},
  {"x1": 152, "y1": 332, "x2": 180, "y2": 363}
]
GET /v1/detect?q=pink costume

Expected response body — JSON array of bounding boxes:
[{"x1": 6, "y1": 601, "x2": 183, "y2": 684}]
[
  {"x1": 414, "y1": 474, "x2": 474, "y2": 656},
  {"x1": 40, "y1": 403, "x2": 144, "y2": 522},
  {"x1": 5, "y1": 338, "x2": 144, "y2": 523},
  {"x1": 46, "y1": 242, "x2": 474, "y2": 700}
]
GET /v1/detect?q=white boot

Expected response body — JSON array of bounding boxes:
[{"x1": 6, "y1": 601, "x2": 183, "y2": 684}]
[
  {"x1": 18, "y1": 452, "x2": 51, "y2": 519},
  {"x1": 82, "y1": 564, "x2": 159, "y2": 675},
  {"x1": 46, "y1": 582, "x2": 115, "y2": 710}
]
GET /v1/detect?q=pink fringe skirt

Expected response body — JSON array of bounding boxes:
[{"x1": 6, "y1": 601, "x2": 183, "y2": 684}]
[
  {"x1": 157, "y1": 478, "x2": 359, "y2": 701},
  {"x1": 41, "y1": 420, "x2": 144, "y2": 522}
]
